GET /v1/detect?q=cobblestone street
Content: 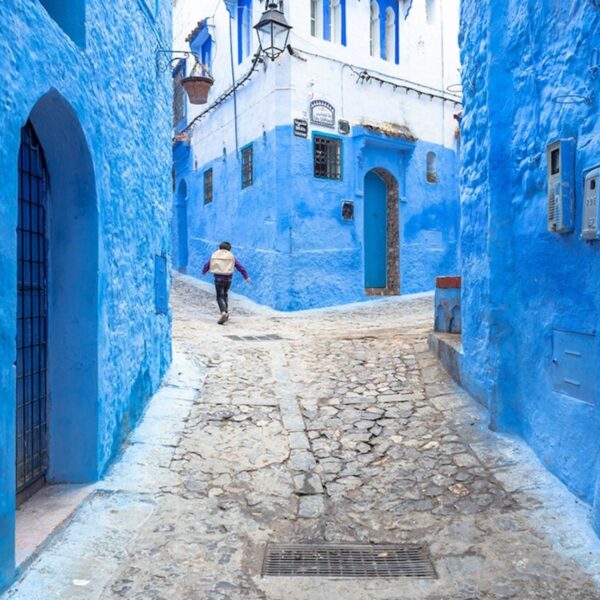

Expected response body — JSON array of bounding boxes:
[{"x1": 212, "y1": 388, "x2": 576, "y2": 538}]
[{"x1": 5, "y1": 275, "x2": 600, "y2": 600}]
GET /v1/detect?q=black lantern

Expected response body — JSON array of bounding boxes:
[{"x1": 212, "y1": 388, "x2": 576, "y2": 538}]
[{"x1": 254, "y1": 1, "x2": 292, "y2": 61}]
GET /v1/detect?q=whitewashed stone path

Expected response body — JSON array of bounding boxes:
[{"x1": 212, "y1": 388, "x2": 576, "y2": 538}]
[{"x1": 4, "y1": 275, "x2": 600, "y2": 600}]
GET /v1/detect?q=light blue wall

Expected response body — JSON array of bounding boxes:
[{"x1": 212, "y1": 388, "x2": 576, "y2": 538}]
[
  {"x1": 0, "y1": 0, "x2": 172, "y2": 589},
  {"x1": 459, "y1": 1, "x2": 600, "y2": 532},
  {"x1": 176, "y1": 124, "x2": 459, "y2": 311}
]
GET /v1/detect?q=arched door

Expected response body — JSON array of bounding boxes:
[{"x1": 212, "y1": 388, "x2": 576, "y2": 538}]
[
  {"x1": 16, "y1": 122, "x2": 48, "y2": 504},
  {"x1": 175, "y1": 180, "x2": 188, "y2": 271},
  {"x1": 364, "y1": 170, "x2": 388, "y2": 288}
]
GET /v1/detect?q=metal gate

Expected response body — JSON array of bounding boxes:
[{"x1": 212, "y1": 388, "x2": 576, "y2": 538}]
[{"x1": 16, "y1": 121, "x2": 48, "y2": 505}]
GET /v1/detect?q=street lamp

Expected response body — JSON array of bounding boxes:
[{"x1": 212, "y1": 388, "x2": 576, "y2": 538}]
[{"x1": 254, "y1": 1, "x2": 292, "y2": 61}]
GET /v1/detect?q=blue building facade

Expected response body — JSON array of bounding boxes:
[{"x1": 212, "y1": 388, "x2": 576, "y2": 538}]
[
  {"x1": 175, "y1": 125, "x2": 459, "y2": 310},
  {"x1": 173, "y1": 0, "x2": 462, "y2": 311},
  {"x1": 0, "y1": 0, "x2": 172, "y2": 590},
  {"x1": 459, "y1": 1, "x2": 600, "y2": 533}
]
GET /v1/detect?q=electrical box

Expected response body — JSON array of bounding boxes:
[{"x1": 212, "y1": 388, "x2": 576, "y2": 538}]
[
  {"x1": 547, "y1": 139, "x2": 576, "y2": 234},
  {"x1": 552, "y1": 329, "x2": 596, "y2": 404},
  {"x1": 582, "y1": 166, "x2": 600, "y2": 241}
]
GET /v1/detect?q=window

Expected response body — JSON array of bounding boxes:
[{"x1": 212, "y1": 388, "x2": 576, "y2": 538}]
[
  {"x1": 188, "y1": 20, "x2": 214, "y2": 70},
  {"x1": 311, "y1": 0, "x2": 323, "y2": 36},
  {"x1": 201, "y1": 38, "x2": 213, "y2": 69},
  {"x1": 237, "y1": 0, "x2": 252, "y2": 63},
  {"x1": 241, "y1": 145, "x2": 253, "y2": 188},
  {"x1": 172, "y1": 62, "x2": 185, "y2": 128},
  {"x1": 330, "y1": 0, "x2": 342, "y2": 43},
  {"x1": 314, "y1": 136, "x2": 342, "y2": 180},
  {"x1": 370, "y1": 1, "x2": 380, "y2": 57},
  {"x1": 204, "y1": 168, "x2": 213, "y2": 203},
  {"x1": 311, "y1": 0, "x2": 345, "y2": 45},
  {"x1": 426, "y1": 152, "x2": 438, "y2": 183},
  {"x1": 384, "y1": 7, "x2": 396, "y2": 62}
]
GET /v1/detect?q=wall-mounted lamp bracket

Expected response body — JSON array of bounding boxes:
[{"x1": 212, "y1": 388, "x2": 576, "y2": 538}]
[{"x1": 156, "y1": 49, "x2": 200, "y2": 73}]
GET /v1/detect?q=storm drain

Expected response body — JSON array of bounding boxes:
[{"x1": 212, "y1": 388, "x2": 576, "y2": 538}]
[
  {"x1": 226, "y1": 334, "x2": 283, "y2": 342},
  {"x1": 262, "y1": 544, "x2": 437, "y2": 579}
]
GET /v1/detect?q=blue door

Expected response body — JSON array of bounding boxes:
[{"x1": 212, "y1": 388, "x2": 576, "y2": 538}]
[
  {"x1": 16, "y1": 122, "x2": 48, "y2": 505},
  {"x1": 364, "y1": 171, "x2": 387, "y2": 288}
]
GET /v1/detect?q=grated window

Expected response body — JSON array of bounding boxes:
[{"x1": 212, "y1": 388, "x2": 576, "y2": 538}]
[
  {"x1": 242, "y1": 145, "x2": 253, "y2": 189},
  {"x1": 314, "y1": 136, "x2": 342, "y2": 180},
  {"x1": 204, "y1": 168, "x2": 213, "y2": 204}
]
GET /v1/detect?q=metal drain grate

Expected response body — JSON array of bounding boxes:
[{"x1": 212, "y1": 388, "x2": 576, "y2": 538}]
[
  {"x1": 262, "y1": 544, "x2": 437, "y2": 579},
  {"x1": 226, "y1": 334, "x2": 283, "y2": 342}
]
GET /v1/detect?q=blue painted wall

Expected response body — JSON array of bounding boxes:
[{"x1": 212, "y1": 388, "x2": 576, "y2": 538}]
[
  {"x1": 175, "y1": 124, "x2": 459, "y2": 311},
  {"x1": 459, "y1": 1, "x2": 600, "y2": 532},
  {"x1": 0, "y1": 0, "x2": 172, "y2": 590}
]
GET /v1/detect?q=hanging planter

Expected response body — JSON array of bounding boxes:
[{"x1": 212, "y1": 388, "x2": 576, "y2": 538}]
[{"x1": 182, "y1": 63, "x2": 214, "y2": 105}]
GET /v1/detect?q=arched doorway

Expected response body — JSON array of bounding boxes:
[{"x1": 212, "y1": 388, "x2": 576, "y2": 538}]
[
  {"x1": 175, "y1": 179, "x2": 189, "y2": 272},
  {"x1": 15, "y1": 90, "x2": 99, "y2": 505},
  {"x1": 363, "y1": 168, "x2": 400, "y2": 295}
]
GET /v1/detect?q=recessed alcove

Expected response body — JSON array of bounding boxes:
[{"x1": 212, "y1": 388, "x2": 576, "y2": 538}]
[{"x1": 39, "y1": 0, "x2": 86, "y2": 48}]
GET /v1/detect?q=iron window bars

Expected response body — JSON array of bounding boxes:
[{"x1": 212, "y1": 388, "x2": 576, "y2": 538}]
[
  {"x1": 204, "y1": 168, "x2": 213, "y2": 204},
  {"x1": 314, "y1": 135, "x2": 342, "y2": 180},
  {"x1": 16, "y1": 122, "x2": 49, "y2": 505},
  {"x1": 242, "y1": 144, "x2": 254, "y2": 188}
]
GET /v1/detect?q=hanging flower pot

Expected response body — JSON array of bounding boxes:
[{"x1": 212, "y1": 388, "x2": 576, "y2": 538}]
[
  {"x1": 182, "y1": 74, "x2": 214, "y2": 105},
  {"x1": 181, "y1": 62, "x2": 214, "y2": 105}
]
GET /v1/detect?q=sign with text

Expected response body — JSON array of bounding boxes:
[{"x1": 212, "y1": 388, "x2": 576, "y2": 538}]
[
  {"x1": 309, "y1": 100, "x2": 335, "y2": 128},
  {"x1": 293, "y1": 118, "x2": 308, "y2": 138}
]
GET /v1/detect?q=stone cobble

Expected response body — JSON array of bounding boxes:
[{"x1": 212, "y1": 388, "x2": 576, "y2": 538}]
[{"x1": 4, "y1": 275, "x2": 600, "y2": 600}]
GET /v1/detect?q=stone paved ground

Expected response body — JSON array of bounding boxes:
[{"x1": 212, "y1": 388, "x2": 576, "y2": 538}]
[{"x1": 5, "y1": 274, "x2": 600, "y2": 600}]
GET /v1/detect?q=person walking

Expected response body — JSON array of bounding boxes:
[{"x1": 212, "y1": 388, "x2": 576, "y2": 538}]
[{"x1": 202, "y1": 242, "x2": 250, "y2": 324}]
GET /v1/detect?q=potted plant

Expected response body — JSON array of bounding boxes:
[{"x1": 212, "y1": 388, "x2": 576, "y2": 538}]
[{"x1": 181, "y1": 61, "x2": 214, "y2": 105}]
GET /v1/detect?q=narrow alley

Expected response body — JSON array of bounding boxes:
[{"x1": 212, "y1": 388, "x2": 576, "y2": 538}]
[{"x1": 5, "y1": 276, "x2": 600, "y2": 600}]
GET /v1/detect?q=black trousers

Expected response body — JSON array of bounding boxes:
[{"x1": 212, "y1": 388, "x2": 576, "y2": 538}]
[{"x1": 215, "y1": 279, "x2": 231, "y2": 313}]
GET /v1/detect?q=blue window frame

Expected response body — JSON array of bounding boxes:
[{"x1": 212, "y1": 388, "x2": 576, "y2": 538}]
[
  {"x1": 370, "y1": 0, "x2": 399, "y2": 64},
  {"x1": 189, "y1": 20, "x2": 214, "y2": 71},
  {"x1": 237, "y1": 0, "x2": 253, "y2": 64},
  {"x1": 312, "y1": 0, "x2": 347, "y2": 46}
]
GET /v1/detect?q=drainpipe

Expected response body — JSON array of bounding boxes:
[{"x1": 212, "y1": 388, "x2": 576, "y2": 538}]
[
  {"x1": 439, "y1": 0, "x2": 446, "y2": 147},
  {"x1": 228, "y1": 12, "x2": 240, "y2": 157}
]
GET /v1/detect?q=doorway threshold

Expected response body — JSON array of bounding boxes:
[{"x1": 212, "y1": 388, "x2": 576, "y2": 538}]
[{"x1": 16, "y1": 483, "x2": 94, "y2": 568}]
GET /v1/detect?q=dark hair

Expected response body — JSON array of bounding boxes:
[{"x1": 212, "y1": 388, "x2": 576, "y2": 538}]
[{"x1": 219, "y1": 241, "x2": 232, "y2": 251}]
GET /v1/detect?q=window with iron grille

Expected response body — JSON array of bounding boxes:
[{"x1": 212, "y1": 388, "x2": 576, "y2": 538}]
[
  {"x1": 204, "y1": 168, "x2": 213, "y2": 204},
  {"x1": 241, "y1": 145, "x2": 253, "y2": 188},
  {"x1": 173, "y1": 65, "x2": 185, "y2": 127},
  {"x1": 314, "y1": 135, "x2": 342, "y2": 180}
]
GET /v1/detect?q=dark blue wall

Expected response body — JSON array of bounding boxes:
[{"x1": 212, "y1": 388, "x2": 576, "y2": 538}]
[
  {"x1": 0, "y1": 0, "x2": 172, "y2": 589},
  {"x1": 459, "y1": 0, "x2": 600, "y2": 531}
]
